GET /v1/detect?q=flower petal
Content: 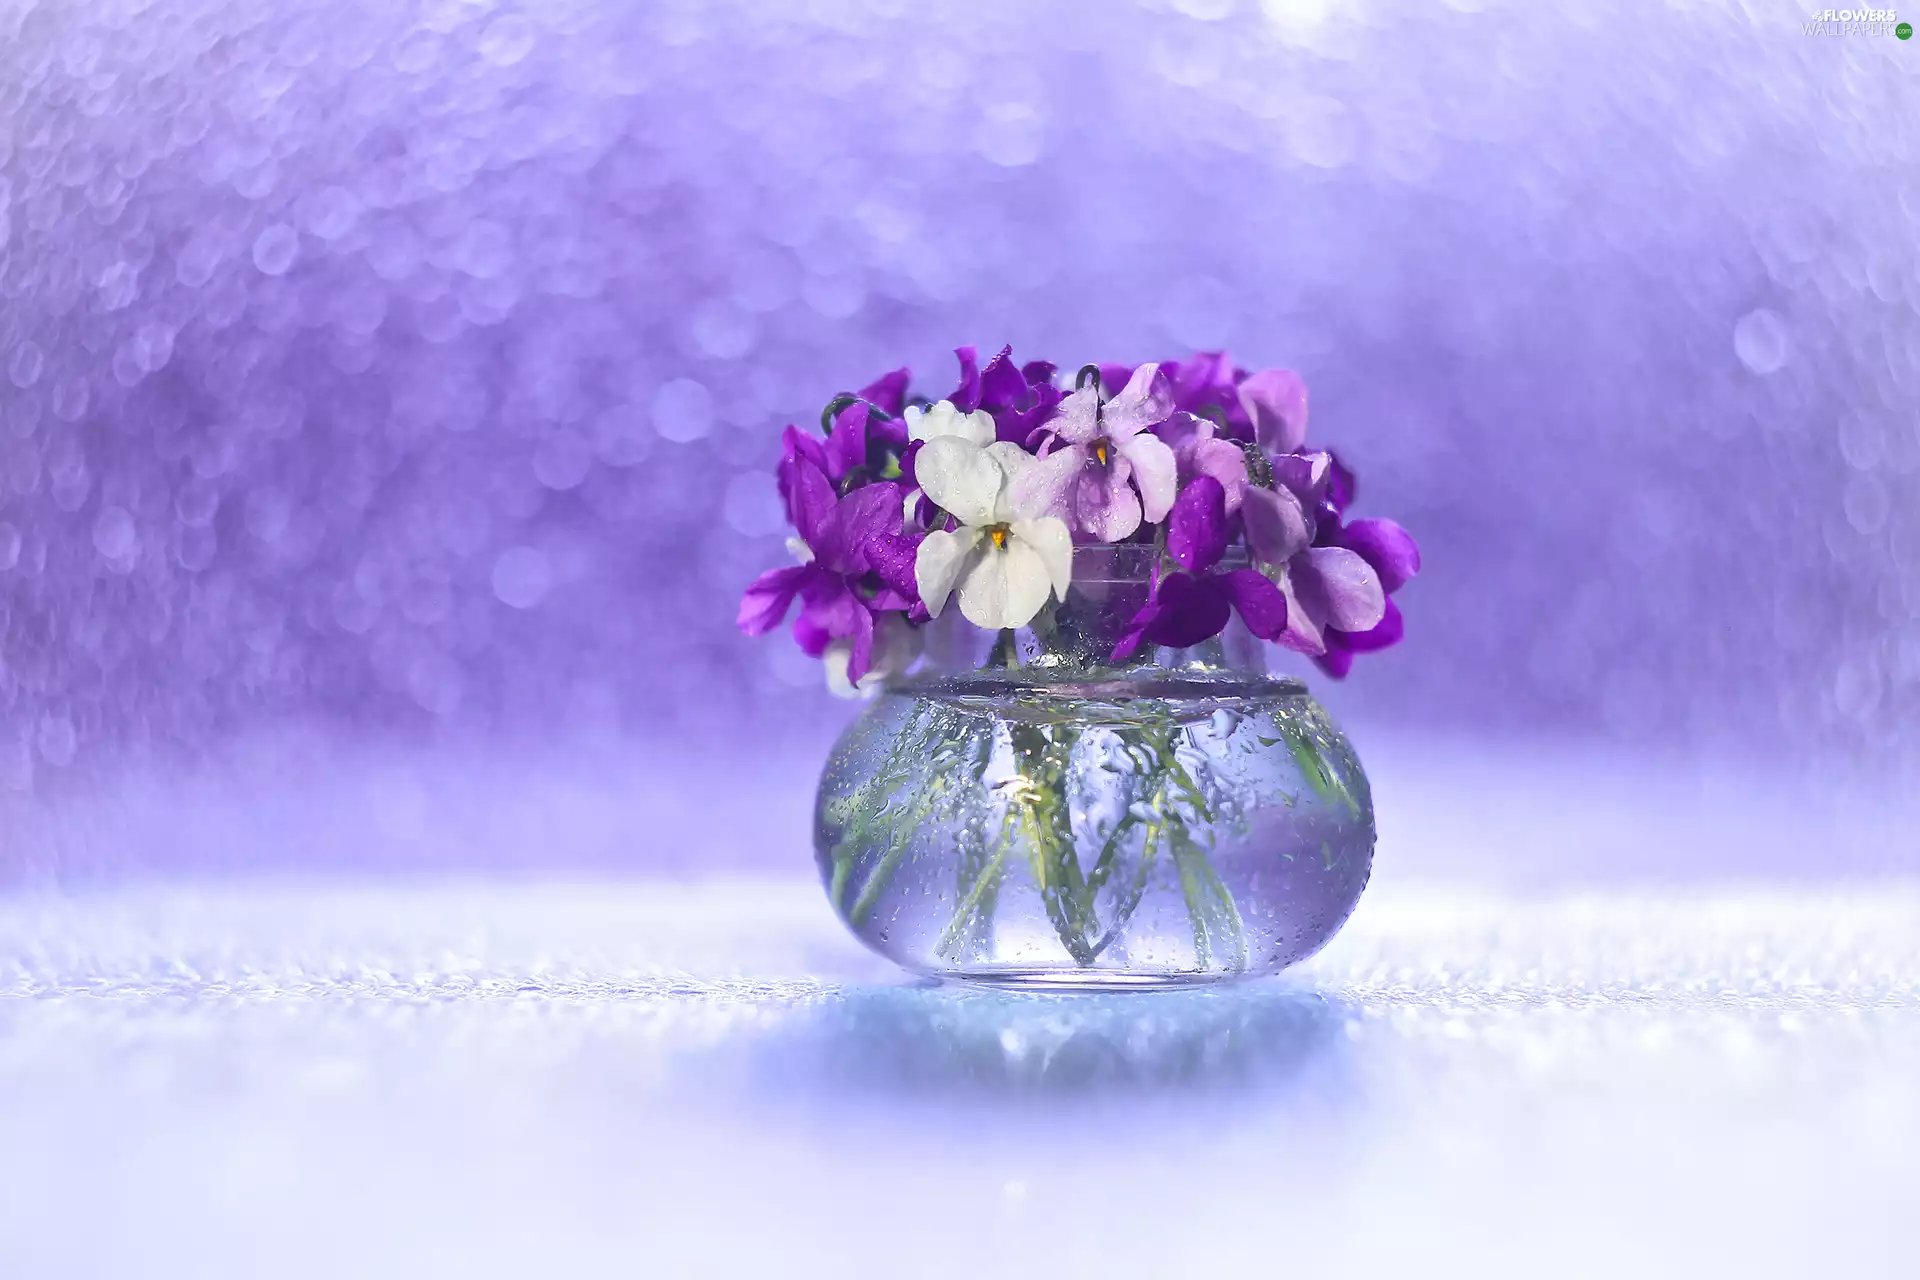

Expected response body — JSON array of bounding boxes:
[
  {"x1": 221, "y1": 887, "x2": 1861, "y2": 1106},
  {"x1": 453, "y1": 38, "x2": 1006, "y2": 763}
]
[
  {"x1": 915, "y1": 437, "x2": 1002, "y2": 526},
  {"x1": 1267, "y1": 563, "x2": 1325, "y2": 655},
  {"x1": 841, "y1": 598, "x2": 877, "y2": 682},
  {"x1": 1074, "y1": 457, "x2": 1142, "y2": 543},
  {"x1": 1047, "y1": 385, "x2": 1102, "y2": 444},
  {"x1": 827, "y1": 613, "x2": 922, "y2": 698},
  {"x1": 865, "y1": 531, "x2": 924, "y2": 601},
  {"x1": 1168, "y1": 351, "x2": 1234, "y2": 413},
  {"x1": 1218, "y1": 568, "x2": 1289, "y2": 641},
  {"x1": 1242, "y1": 484, "x2": 1311, "y2": 566},
  {"x1": 992, "y1": 381, "x2": 1062, "y2": 445},
  {"x1": 982, "y1": 441, "x2": 1038, "y2": 523},
  {"x1": 1338, "y1": 518, "x2": 1421, "y2": 593},
  {"x1": 796, "y1": 579, "x2": 867, "y2": 659},
  {"x1": 1101, "y1": 363, "x2": 1173, "y2": 439},
  {"x1": 780, "y1": 423, "x2": 830, "y2": 474},
  {"x1": 979, "y1": 345, "x2": 1029, "y2": 409},
  {"x1": 905, "y1": 400, "x2": 996, "y2": 447},
  {"x1": 1007, "y1": 443, "x2": 1082, "y2": 522},
  {"x1": 816, "y1": 480, "x2": 900, "y2": 574},
  {"x1": 1142, "y1": 572, "x2": 1232, "y2": 650},
  {"x1": 1111, "y1": 603, "x2": 1159, "y2": 665},
  {"x1": 1339, "y1": 596, "x2": 1404, "y2": 653},
  {"x1": 1325, "y1": 450, "x2": 1356, "y2": 512},
  {"x1": 868, "y1": 412, "x2": 908, "y2": 453},
  {"x1": 1237, "y1": 368, "x2": 1308, "y2": 454},
  {"x1": 914, "y1": 527, "x2": 982, "y2": 619},
  {"x1": 1199, "y1": 450, "x2": 1249, "y2": 519},
  {"x1": 857, "y1": 367, "x2": 910, "y2": 417},
  {"x1": 822, "y1": 642, "x2": 871, "y2": 700},
  {"x1": 825, "y1": 400, "x2": 869, "y2": 479},
  {"x1": 957, "y1": 540, "x2": 1053, "y2": 630},
  {"x1": 1155, "y1": 410, "x2": 1204, "y2": 459},
  {"x1": 1119, "y1": 431, "x2": 1177, "y2": 524},
  {"x1": 736, "y1": 564, "x2": 811, "y2": 635},
  {"x1": 948, "y1": 345, "x2": 983, "y2": 412},
  {"x1": 793, "y1": 608, "x2": 834, "y2": 657},
  {"x1": 1300, "y1": 546, "x2": 1386, "y2": 633},
  {"x1": 1167, "y1": 475, "x2": 1229, "y2": 573},
  {"x1": 1270, "y1": 451, "x2": 1331, "y2": 509},
  {"x1": 788, "y1": 454, "x2": 838, "y2": 548},
  {"x1": 1314, "y1": 645, "x2": 1355, "y2": 680},
  {"x1": 1157, "y1": 413, "x2": 1248, "y2": 512},
  {"x1": 1011, "y1": 516, "x2": 1073, "y2": 601},
  {"x1": 806, "y1": 598, "x2": 877, "y2": 687}
]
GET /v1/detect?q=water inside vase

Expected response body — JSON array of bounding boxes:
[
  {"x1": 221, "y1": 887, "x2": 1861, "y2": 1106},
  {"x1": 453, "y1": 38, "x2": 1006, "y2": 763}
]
[{"x1": 814, "y1": 668, "x2": 1374, "y2": 988}]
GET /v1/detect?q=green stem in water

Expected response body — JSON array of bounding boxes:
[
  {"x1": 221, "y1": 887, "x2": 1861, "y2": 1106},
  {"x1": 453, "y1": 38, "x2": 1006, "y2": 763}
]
[
  {"x1": 1276, "y1": 715, "x2": 1361, "y2": 818},
  {"x1": 1167, "y1": 824, "x2": 1247, "y2": 972},
  {"x1": 1089, "y1": 818, "x2": 1160, "y2": 960},
  {"x1": 1008, "y1": 721, "x2": 1096, "y2": 966},
  {"x1": 935, "y1": 806, "x2": 1015, "y2": 960},
  {"x1": 1083, "y1": 809, "x2": 1140, "y2": 898},
  {"x1": 825, "y1": 704, "x2": 935, "y2": 914},
  {"x1": 839, "y1": 705, "x2": 985, "y2": 926},
  {"x1": 829, "y1": 856, "x2": 853, "y2": 913},
  {"x1": 1144, "y1": 720, "x2": 1247, "y2": 972},
  {"x1": 847, "y1": 804, "x2": 922, "y2": 925},
  {"x1": 934, "y1": 732, "x2": 1003, "y2": 961}
]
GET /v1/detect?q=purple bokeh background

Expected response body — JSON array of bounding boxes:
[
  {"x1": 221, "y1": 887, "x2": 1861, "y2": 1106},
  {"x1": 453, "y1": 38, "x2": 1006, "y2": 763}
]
[{"x1": 1, "y1": 0, "x2": 1917, "y2": 878}]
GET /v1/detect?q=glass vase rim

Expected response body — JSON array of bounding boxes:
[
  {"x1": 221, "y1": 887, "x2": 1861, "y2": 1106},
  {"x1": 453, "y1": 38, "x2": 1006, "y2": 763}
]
[
  {"x1": 881, "y1": 668, "x2": 1312, "y2": 698},
  {"x1": 1064, "y1": 542, "x2": 1253, "y2": 583}
]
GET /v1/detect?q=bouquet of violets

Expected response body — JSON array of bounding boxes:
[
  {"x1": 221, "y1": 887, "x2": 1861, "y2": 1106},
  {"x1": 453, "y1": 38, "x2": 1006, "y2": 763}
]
[
  {"x1": 741, "y1": 346, "x2": 1420, "y2": 979},
  {"x1": 739, "y1": 345, "x2": 1419, "y2": 694}
]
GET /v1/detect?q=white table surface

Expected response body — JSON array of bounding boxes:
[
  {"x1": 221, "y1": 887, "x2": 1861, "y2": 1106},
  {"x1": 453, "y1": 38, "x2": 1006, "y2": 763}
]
[{"x1": 3, "y1": 878, "x2": 1917, "y2": 1279}]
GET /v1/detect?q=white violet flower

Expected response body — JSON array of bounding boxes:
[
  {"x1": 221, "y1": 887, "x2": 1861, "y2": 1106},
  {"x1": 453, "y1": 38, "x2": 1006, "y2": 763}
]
[
  {"x1": 912, "y1": 437, "x2": 1073, "y2": 630},
  {"x1": 824, "y1": 613, "x2": 921, "y2": 700},
  {"x1": 903, "y1": 399, "x2": 996, "y2": 446}
]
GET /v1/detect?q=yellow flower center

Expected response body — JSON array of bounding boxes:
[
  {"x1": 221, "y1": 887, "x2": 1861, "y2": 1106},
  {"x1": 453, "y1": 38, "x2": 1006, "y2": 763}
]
[
  {"x1": 988, "y1": 524, "x2": 1011, "y2": 550},
  {"x1": 1092, "y1": 439, "x2": 1111, "y2": 467}
]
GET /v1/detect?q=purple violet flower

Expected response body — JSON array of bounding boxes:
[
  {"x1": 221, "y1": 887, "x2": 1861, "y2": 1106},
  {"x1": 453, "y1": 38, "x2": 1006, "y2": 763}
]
[
  {"x1": 1156, "y1": 411, "x2": 1250, "y2": 513},
  {"x1": 1309, "y1": 516, "x2": 1421, "y2": 677},
  {"x1": 941, "y1": 346, "x2": 1063, "y2": 446},
  {"x1": 1240, "y1": 450, "x2": 1416, "y2": 676},
  {"x1": 748, "y1": 349, "x2": 1417, "y2": 691},
  {"x1": 1016, "y1": 363, "x2": 1180, "y2": 543},
  {"x1": 858, "y1": 367, "x2": 911, "y2": 418},
  {"x1": 1162, "y1": 352, "x2": 1252, "y2": 440},
  {"x1": 1236, "y1": 368, "x2": 1309, "y2": 455},
  {"x1": 1111, "y1": 354, "x2": 1311, "y2": 451},
  {"x1": 1111, "y1": 476, "x2": 1288, "y2": 662},
  {"x1": 739, "y1": 454, "x2": 919, "y2": 682},
  {"x1": 776, "y1": 424, "x2": 832, "y2": 525},
  {"x1": 822, "y1": 400, "x2": 870, "y2": 480},
  {"x1": 980, "y1": 347, "x2": 1064, "y2": 445},
  {"x1": 947, "y1": 345, "x2": 985, "y2": 413},
  {"x1": 1325, "y1": 449, "x2": 1356, "y2": 514}
]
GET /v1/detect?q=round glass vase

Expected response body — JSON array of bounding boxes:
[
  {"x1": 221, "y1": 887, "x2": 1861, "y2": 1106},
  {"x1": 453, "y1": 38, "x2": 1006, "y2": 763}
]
[{"x1": 814, "y1": 547, "x2": 1375, "y2": 990}]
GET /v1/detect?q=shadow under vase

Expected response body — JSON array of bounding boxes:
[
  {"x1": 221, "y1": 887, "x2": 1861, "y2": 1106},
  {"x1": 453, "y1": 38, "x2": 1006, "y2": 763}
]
[{"x1": 707, "y1": 979, "x2": 1358, "y2": 1105}]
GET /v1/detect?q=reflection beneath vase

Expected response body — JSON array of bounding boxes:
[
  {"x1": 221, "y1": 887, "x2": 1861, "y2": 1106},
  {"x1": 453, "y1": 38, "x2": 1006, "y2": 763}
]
[{"x1": 716, "y1": 981, "x2": 1354, "y2": 1103}]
